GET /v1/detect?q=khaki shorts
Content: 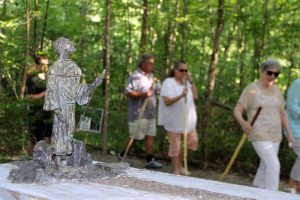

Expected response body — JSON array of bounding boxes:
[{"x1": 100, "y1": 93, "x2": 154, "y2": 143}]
[
  {"x1": 129, "y1": 119, "x2": 156, "y2": 140},
  {"x1": 168, "y1": 131, "x2": 198, "y2": 157}
]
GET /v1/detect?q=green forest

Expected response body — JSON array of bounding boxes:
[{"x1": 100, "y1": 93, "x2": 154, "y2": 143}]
[{"x1": 0, "y1": 0, "x2": 300, "y2": 178}]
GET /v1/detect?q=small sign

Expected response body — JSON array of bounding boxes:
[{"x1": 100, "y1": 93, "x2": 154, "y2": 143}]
[{"x1": 78, "y1": 108, "x2": 103, "y2": 133}]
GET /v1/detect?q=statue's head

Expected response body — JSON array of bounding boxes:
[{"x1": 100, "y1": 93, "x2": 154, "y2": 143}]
[{"x1": 53, "y1": 37, "x2": 76, "y2": 59}]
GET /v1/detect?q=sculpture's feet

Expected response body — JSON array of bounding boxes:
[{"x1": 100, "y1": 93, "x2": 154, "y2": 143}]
[
  {"x1": 52, "y1": 155, "x2": 62, "y2": 169},
  {"x1": 66, "y1": 153, "x2": 72, "y2": 166}
]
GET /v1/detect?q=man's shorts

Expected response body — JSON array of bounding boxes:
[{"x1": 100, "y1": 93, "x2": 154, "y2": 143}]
[
  {"x1": 168, "y1": 131, "x2": 198, "y2": 157},
  {"x1": 129, "y1": 119, "x2": 156, "y2": 140}
]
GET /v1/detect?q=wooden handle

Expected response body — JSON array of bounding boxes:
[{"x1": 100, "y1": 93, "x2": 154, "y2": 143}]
[{"x1": 250, "y1": 106, "x2": 262, "y2": 126}]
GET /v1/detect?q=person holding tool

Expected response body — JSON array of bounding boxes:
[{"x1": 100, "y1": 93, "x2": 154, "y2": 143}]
[
  {"x1": 233, "y1": 59, "x2": 294, "y2": 191},
  {"x1": 158, "y1": 61, "x2": 198, "y2": 175},
  {"x1": 118, "y1": 54, "x2": 162, "y2": 169},
  {"x1": 43, "y1": 37, "x2": 104, "y2": 168}
]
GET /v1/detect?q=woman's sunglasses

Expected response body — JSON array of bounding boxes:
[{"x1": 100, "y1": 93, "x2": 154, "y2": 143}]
[
  {"x1": 179, "y1": 69, "x2": 188, "y2": 73},
  {"x1": 266, "y1": 70, "x2": 280, "y2": 77}
]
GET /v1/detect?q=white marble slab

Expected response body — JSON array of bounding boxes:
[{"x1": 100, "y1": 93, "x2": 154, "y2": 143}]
[
  {"x1": 128, "y1": 168, "x2": 300, "y2": 200},
  {"x1": 0, "y1": 163, "x2": 299, "y2": 200}
]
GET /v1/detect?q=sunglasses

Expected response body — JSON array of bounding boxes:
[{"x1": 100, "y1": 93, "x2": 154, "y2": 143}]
[
  {"x1": 179, "y1": 69, "x2": 188, "y2": 73},
  {"x1": 145, "y1": 61, "x2": 154, "y2": 65},
  {"x1": 266, "y1": 70, "x2": 280, "y2": 77}
]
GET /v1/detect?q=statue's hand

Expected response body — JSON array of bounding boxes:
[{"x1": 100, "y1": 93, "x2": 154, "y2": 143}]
[
  {"x1": 92, "y1": 76, "x2": 103, "y2": 88},
  {"x1": 54, "y1": 109, "x2": 66, "y2": 123},
  {"x1": 91, "y1": 69, "x2": 106, "y2": 90}
]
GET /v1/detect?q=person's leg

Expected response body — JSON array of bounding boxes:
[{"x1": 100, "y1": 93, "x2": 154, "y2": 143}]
[
  {"x1": 252, "y1": 159, "x2": 266, "y2": 188},
  {"x1": 168, "y1": 132, "x2": 181, "y2": 174},
  {"x1": 180, "y1": 130, "x2": 198, "y2": 176},
  {"x1": 252, "y1": 141, "x2": 280, "y2": 191},
  {"x1": 289, "y1": 138, "x2": 300, "y2": 192},
  {"x1": 144, "y1": 135, "x2": 162, "y2": 168},
  {"x1": 66, "y1": 104, "x2": 75, "y2": 156},
  {"x1": 144, "y1": 119, "x2": 162, "y2": 168},
  {"x1": 51, "y1": 113, "x2": 64, "y2": 167},
  {"x1": 145, "y1": 135, "x2": 154, "y2": 156},
  {"x1": 171, "y1": 151, "x2": 182, "y2": 175},
  {"x1": 187, "y1": 130, "x2": 198, "y2": 151}
]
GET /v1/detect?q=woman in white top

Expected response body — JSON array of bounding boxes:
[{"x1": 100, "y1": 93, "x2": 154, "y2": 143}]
[
  {"x1": 234, "y1": 59, "x2": 294, "y2": 190},
  {"x1": 158, "y1": 61, "x2": 198, "y2": 175}
]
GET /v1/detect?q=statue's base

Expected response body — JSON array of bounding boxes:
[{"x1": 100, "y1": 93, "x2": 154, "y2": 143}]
[{"x1": 0, "y1": 163, "x2": 298, "y2": 200}]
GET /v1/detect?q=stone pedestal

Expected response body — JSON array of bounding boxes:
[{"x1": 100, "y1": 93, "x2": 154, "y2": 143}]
[{"x1": 0, "y1": 163, "x2": 299, "y2": 200}]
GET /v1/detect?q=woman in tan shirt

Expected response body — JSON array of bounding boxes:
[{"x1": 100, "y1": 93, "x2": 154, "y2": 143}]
[{"x1": 234, "y1": 59, "x2": 294, "y2": 191}]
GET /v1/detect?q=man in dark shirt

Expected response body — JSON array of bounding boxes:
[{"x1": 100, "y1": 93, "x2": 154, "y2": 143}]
[{"x1": 26, "y1": 54, "x2": 52, "y2": 155}]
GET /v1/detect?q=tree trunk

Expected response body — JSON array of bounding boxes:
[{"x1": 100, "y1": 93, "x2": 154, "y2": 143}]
[
  {"x1": 33, "y1": 0, "x2": 38, "y2": 54},
  {"x1": 139, "y1": 0, "x2": 148, "y2": 54},
  {"x1": 215, "y1": 21, "x2": 236, "y2": 101},
  {"x1": 158, "y1": 0, "x2": 180, "y2": 152},
  {"x1": 125, "y1": 1, "x2": 133, "y2": 73},
  {"x1": 2, "y1": 0, "x2": 6, "y2": 16},
  {"x1": 285, "y1": 36, "x2": 296, "y2": 96},
  {"x1": 252, "y1": 0, "x2": 269, "y2": 79},
  {"x1": 149, "y1": 0, "x2": 163, "y2": 54},
  {"x1": 80, "y1": 1, "x2": 88, "y2": 63},
  {"x1": 236, "y1": 0, "x2": 247, "y2": 92},
  {"x1": 19, "y1": 0, "x2": 31, "y2": 100},
  {"x1": 0, "y1": 0, "x2": 7, "y2": 91},
  {"x1": 180, "y1": 0, "x2": 188, "y2": 60},
  {"x1": 102, "y1": 0, "x2": 111, "y2": 152},
  {"x1": 166, "y1": 0, "x2": 179, "y2": 69},
  {"x1": 200, "y1": 0, "x2": 225, "y2": 169},
  {"x1": 40, "y1": 0, "x2": 49, "y2": 51},
  {"x1": 285, "y1": 56, "x2": 294, "y2": 97}
]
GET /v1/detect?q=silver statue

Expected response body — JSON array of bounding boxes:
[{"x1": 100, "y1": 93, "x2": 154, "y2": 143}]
[{"x1": 43, "y1": 37, "x2": 104, "y2": 167}]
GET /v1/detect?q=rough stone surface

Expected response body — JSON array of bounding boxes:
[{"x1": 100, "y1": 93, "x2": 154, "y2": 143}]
[
  {"x1": 66, "y1": 139, "x2": 93, "y2": 167},
  {"x1": 8, "y1": 139, "x2": 129, "y2": 184},
  {"x1": 33, "y1": 140, "x2": 52, "y2": 169},
  {"x1": 7, "y1": 160, "x2": 129, "y2": 184},
  {"x1": 32, "y1": 139, "x2": 93, "y2": 169}
]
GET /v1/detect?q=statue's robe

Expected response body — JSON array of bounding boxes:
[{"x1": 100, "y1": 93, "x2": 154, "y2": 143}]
[{"x1": 44, "y1": 59, "x2": 92, "y2": 155}]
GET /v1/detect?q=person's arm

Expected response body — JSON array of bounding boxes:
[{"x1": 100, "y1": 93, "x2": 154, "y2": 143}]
[
  {"x1": 125, "y1": 74, "x2": 153, "y2": 98},
  {"x1": 163, "y1": 94, "x2": 183, "y2": 107},
  {"x1": 280, "y1": 106, "x2": 295, "y2": 147},
  {"x1": 233, "y1": 102, "x2": 253, "y2": 135},
  {"x1": 163, "y1": 88, "x2": 187, "y2": 106},
  {"x1": 286, "y1": 80, "x2": 300, "y2": 118},
  {"x1": 126, "y1": 90, "x2": 152, "y2": 98},
  {"x1": 27, "y1": 91, "x2": 46, "y2": 100},
  {"x1": 190, "y1": 82, "x2": 198, "y2": 100},
  {"x1": 187, "y1": 74, "x2": 198, "y2": 100}
]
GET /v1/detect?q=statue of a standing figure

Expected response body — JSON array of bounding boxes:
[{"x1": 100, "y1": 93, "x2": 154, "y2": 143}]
[{"x1": 43, "y1": 37, "x2": 103, "y2": 168}]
